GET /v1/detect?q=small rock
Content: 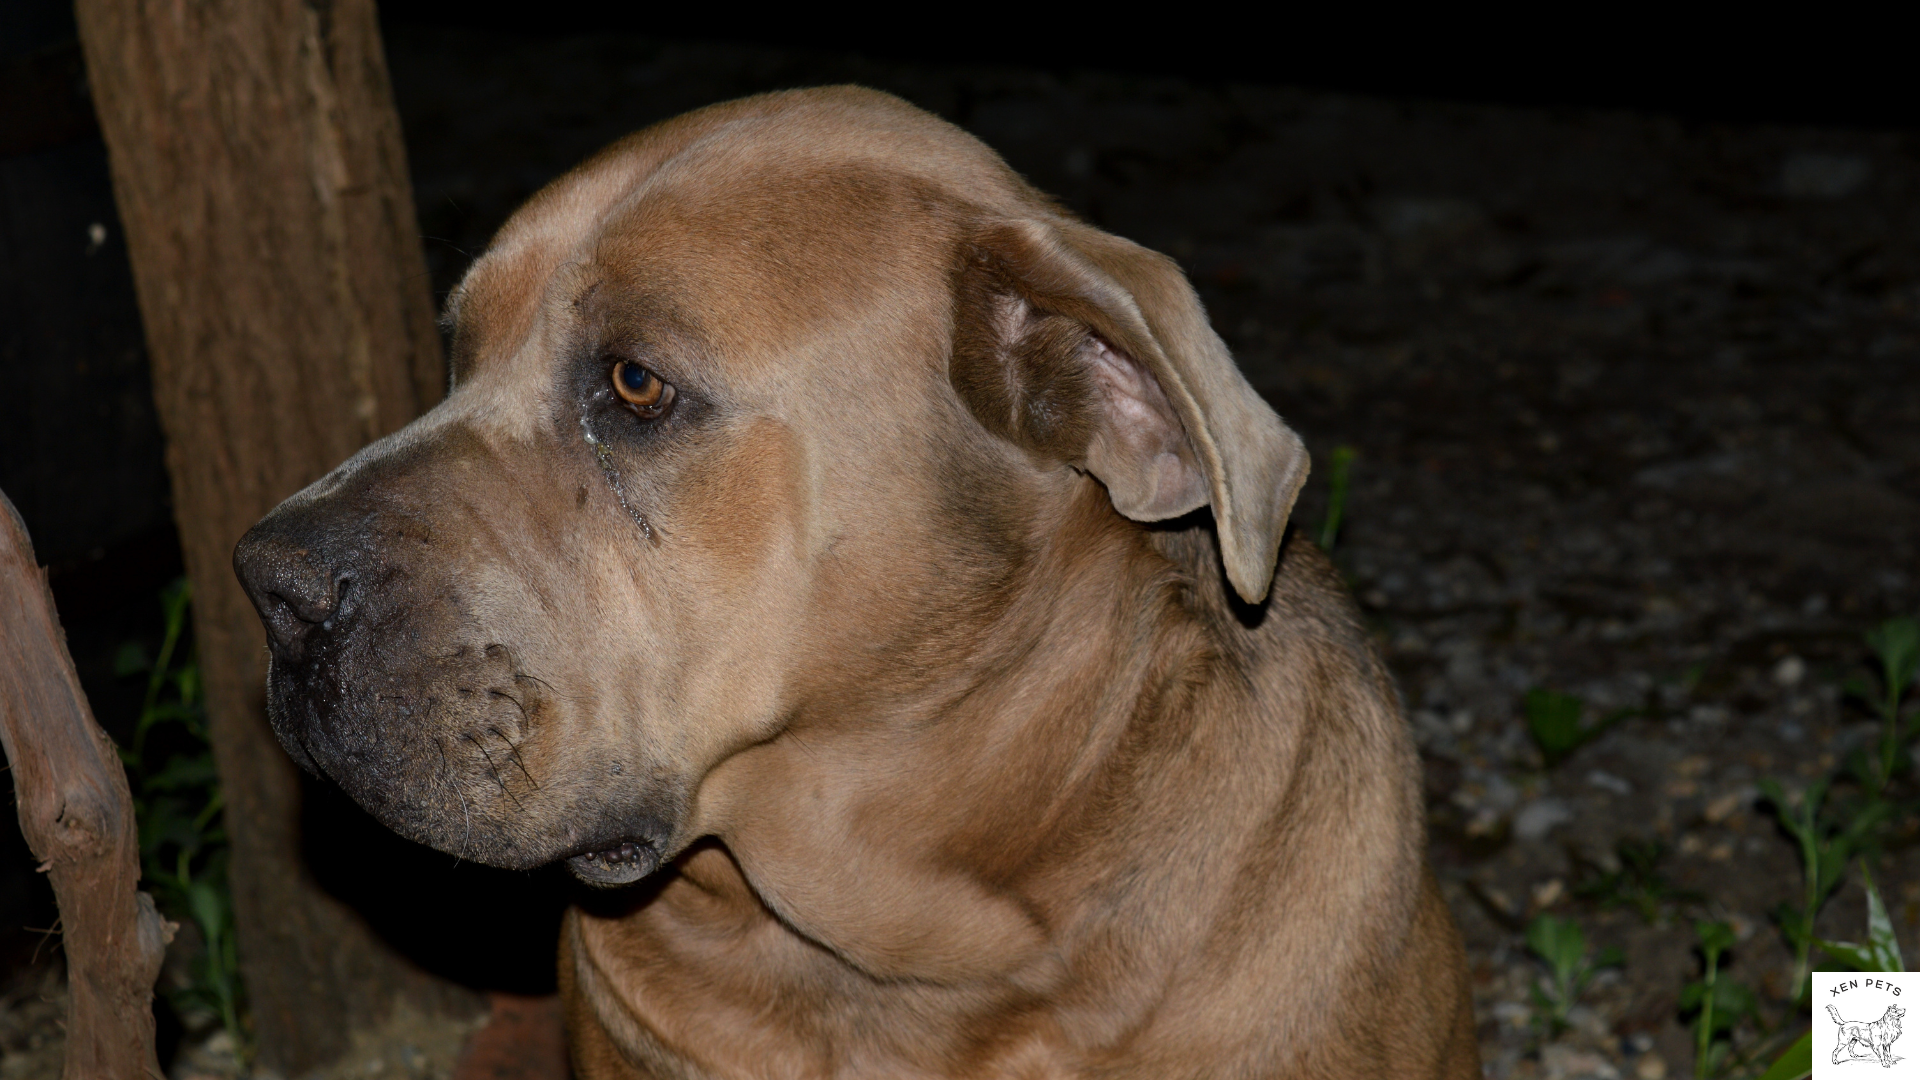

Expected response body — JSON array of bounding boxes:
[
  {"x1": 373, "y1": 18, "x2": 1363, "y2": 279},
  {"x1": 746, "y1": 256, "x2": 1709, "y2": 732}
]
[
  {"x1": 1542, "y1": 1042, "x2": 1622, "y2": 1080},
  {"x1": 1515, "y1": 798, "x2": 1575, "y2": 841},
  {"x1": 1635, "y1": 1054, "x2": 1668, "y2": 1080},
  {"x1": 1772, "y1": 655, "x2": 1806, "y2": 686},
  {"x1": 1566, "y1": 1004, "x2": 1611, "y2": 1040},
  {"x1": 1587, "y1": 769, "x2": 1634, "y2": 795},
  {"x1": 1532, "y1": 877, "x2": 1566, "y2": 909},
  {"x1": 1703, "y1": 789, "x2": 1749, "y2": 823},
  {"x1": 1493, "y1": 1000, "x2": 1532, "y2": 1028},
  {"x1": 1686, "y1": 703, "x2": 1728, "y2": 726},
  {"x1": 1466, "y1": 806, "x2": 1506, "y2": 838}
]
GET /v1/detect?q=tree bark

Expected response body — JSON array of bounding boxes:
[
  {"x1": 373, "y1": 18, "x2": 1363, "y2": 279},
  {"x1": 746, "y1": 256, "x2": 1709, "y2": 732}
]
[
  {"x1": 0, "y1": 489, "x2": 172, "y2": 1080},
  {"x1": 72, "y1": 0, "x2": 477, "y2": 1071}
]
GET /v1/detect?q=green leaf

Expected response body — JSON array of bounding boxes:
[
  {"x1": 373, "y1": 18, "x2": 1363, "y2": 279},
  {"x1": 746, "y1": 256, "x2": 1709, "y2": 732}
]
[
  {"x1": 1866, "y1": 617, "x2": 1920, "y2": 702},
  {"x1": 1696, "y1": 919, "x2": 1737, "y2": 960},
  {"x1": 1863, "y1": 865, "x2": 1904, "y2": 971},
  {"x1": 1316, "y1": 446, "x2": 1357, "y2": 552},
  {"x1": 1757, "y1": 778, "x2": 1803, "y2": 833},
  {"x1": 138, "y1": 797, "x2": 204, "y2": 857},
  {"x1": 1526, "y1": 689, "x2": 1590, "y2": 766},
  {"x1": 187, "y1": 878, "x2": 227, "y2": 945},
  {"x1": 1816, "y1": 938, "x2": 1879, "y2": 972},
  {"x1": 1820, "y1": 863, "x2": 1906, "y2": 973},
  {"x1": 1526, "y1": 914, "x2": 1586, "y2": 977},
  {"x1": 1755, "y1": 1031, "x2": 1812, "y2": 1080},
  {"x1": 173, "y1": 663, "x2": 201, "y2": 706},
  {"x1": 113, "y1": 640, "x2": 153, "y2": 677},
  {"x1": 1679, "y1": 979, "x2": 1753, "y2": 1033},
  {"x1": 1842, "y1": 674, "x2": 1878, "y2": 706},
  {"x1": 145, "y1": 752, "x2": 218, "y2": 792}
]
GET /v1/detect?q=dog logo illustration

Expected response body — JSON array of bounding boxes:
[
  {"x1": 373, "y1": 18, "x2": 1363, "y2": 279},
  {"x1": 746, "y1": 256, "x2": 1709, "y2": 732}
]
[{"x1": 1830, "y1": 1003, "x2": 1907, "y2": 1068}]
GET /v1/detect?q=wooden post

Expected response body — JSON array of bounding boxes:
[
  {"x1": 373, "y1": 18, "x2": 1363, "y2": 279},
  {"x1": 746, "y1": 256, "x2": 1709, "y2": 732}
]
[
  {"x1": 72, "y1": 0, "x2": 480, "y2": 1071},
  {"x1": 1, "y1": 490, "x2": 172, "y2": 1079}
]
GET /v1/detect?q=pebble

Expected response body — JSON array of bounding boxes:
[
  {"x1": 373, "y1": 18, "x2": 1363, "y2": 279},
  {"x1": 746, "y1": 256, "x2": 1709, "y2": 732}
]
[
  {"x1": 1587, "y1": 770, "x2": 1634, "y2": 795},
  {"x1": 1515, "y1": 799, "x2": 1575, "y2": 841},
  {"x1": 1542, "y1": 1043, "x2": 1622, "y2": 1079},
  {"x1": 1703, "y1": 789, "x2": 1749, "y2": 823}
]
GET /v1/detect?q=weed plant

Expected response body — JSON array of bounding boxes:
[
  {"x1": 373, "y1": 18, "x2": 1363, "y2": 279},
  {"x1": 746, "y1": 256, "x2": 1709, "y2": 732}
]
[
  {"x1": 1681, "y1": 920, "x2": 1757, "y2": 1079},
  {"x1": 1757, "y1": 778, "x2": 1886, "y2": 1003},
  {"x1": 1752, "y1": 866, "x2": 1904, "y2": 1080},
  {"x1": 117, "y1": 578, "x2": 246, "y2": 1055},
  {"x1": 1524, "y1": 688, "x2": 1636, "y2": 768},
  {"x1": 1520, "y1": 615, "x2": 1914, "y2": 1079},
  {"x1": 1848, "y1": 617, "x2": 1919, "y2": 800},
  {"x1": 1316, "y1": 445, "x2": 1357, "y2": 553},
  {"x1": 1524, "y1": 914, "x2": 1621, "y2": 1040},
  {"x1": 1571, "y1": 837, "x2": 1699, "y2": 924},
  {"x1": 1758, "y1": 616, "x2": 1918, "y2": 1004}
]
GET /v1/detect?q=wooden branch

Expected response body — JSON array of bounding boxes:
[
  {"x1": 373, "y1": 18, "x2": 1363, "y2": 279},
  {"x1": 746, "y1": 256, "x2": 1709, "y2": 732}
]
[{"x1": 0, "y1": 488, "x2": 172, "y2": 1079}]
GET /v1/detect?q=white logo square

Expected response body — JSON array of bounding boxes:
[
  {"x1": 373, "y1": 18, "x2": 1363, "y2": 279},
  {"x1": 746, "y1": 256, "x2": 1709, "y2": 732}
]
[{"x1": 1815, "y1": 971, "x2": 1920, "y2": 1077}]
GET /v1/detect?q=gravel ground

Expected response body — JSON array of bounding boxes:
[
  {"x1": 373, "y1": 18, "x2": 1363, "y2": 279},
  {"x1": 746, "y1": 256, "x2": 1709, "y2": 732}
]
[{"x1": 7, "y1": 30, "x2": 1919, "y2": 1080}]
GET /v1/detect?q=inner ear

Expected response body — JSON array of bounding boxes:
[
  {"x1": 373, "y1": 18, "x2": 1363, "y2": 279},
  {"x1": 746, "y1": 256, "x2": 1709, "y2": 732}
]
[
  {"x1": 950, "y1": 267, "x2": 1206, "y2": 522},
  {"x1": 1081, "y1": 335, "x2": 1207, "y2": 520},
  {"x1": 950, "y1": 263, "x2": 1101, "y2": 463}
]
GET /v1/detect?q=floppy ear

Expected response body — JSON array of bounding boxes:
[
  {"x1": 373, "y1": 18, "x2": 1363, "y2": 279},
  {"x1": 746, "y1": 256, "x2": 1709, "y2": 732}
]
[{"x1": 950, "y1": 218, "x2": 1310, "y2": 603}]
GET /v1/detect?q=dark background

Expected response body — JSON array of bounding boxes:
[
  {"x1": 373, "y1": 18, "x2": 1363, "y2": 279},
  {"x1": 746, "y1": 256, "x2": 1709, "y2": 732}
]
[{"x1": 3, "y1": 2, "x2": 1917, "y2": 1072}]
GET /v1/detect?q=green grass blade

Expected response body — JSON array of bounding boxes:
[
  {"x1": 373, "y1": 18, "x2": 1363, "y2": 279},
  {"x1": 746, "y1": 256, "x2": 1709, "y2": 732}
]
[
  {"x1": 1316, "y1": 446, "x2": 1357, "y2": 552},
  {"x1": 1866, "y1": 617, "x2": 1919, "y2": 704},
  {"x1": 1861, "y1": 863, "x2": 1904, "y2": 971},
  {"x1": 1754, "y1": 1031, "x2": 1811, "y2": 1080}
]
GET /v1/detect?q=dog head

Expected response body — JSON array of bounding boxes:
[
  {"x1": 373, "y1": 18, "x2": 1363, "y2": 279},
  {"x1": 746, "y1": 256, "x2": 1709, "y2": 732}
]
[{"x1": 232, "y1": 87, "x2": 1308, "y2": 884}]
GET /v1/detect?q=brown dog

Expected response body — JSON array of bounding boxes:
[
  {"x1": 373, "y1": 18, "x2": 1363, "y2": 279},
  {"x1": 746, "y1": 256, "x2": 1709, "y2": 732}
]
[{"x1": 234, "y1": 86, "x2": 1478, "y2": 1077}]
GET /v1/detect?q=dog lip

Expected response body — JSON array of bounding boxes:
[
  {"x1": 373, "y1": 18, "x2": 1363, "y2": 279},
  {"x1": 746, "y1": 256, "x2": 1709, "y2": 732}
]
[{"x1": 565, "y1": 838, "x2": 661, "y2": 887}]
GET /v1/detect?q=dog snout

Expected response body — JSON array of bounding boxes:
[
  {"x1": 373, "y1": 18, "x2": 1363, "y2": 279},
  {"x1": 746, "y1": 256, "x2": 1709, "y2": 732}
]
[{"x1": 234, "y1": 514, "x2": 362, "y2": 662}]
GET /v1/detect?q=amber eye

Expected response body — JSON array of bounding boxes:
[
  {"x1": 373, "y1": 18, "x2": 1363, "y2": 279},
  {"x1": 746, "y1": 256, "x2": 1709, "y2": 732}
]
[{"x1": 610, "y1": 359, "x2": 672, "y2": 414}]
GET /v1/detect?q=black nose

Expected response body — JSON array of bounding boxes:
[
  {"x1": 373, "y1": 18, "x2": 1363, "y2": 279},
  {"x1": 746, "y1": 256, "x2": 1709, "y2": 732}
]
[{"x1": 233, "y1": 514, "x2": 359, "y2": 662}]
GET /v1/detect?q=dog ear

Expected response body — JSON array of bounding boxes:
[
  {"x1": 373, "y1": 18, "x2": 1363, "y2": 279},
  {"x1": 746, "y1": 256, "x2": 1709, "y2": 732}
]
[{"x1": 950, "y1": 218, "x2": 1309, "y2": 603}]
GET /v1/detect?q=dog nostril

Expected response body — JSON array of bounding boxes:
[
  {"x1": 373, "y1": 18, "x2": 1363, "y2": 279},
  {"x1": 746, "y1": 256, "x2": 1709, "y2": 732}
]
[
  {"x1": 323, "y1": 575, "x2": 355, "y2": 631},
  {"x1": 235, "y1": 521, "x2": 361, "y2": 659}
]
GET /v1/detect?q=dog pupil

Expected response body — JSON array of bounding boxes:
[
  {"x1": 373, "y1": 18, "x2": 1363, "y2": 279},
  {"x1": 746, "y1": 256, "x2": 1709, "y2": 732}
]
[{"x1": 620, "y1": 363, "x2": 648, "y2": 391}]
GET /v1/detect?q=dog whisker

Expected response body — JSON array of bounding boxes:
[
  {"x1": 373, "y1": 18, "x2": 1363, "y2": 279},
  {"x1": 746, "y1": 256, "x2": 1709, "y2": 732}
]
[
  {"x1": 488, "y1": 724, "x2": 542, "y2": 791},
  {"x1": 462, "y1": 731, "x2": 523, "y2": 810},
  {"x1": 512, "y1": 670, "x2": 556, "y2": 694},
  {"x1": 434, "y1": 735, "x2": 470, "y2": 865},
  {"x1": 490, "y1": 688, "x2": 531, "y2": 736}
]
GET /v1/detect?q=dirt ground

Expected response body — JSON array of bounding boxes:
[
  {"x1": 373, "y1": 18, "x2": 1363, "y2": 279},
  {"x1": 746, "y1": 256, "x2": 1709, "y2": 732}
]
[{"x1": 7, "y1": 29, "x2": 1920, "y2": 1080}]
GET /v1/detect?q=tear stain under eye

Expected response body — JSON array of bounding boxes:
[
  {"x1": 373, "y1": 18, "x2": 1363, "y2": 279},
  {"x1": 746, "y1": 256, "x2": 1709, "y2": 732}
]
[{"x1": 579, "y1": 411, "x2": 654, "y2": 542}]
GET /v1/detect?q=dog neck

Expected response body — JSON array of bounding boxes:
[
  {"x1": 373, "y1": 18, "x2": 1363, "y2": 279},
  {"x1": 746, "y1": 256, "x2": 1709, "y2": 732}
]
[
  {"x1": 570, "y1": 485, "x2": 1425, "y2": 1073},
  {"x1": 687, "y1": 485, "x2": 1313, "y2": 984}
]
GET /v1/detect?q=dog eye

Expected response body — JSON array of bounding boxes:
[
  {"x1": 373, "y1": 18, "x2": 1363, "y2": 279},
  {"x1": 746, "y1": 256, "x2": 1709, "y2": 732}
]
[{"x1": 610, "y1": 359, "x2": 673, "y2": 416}]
